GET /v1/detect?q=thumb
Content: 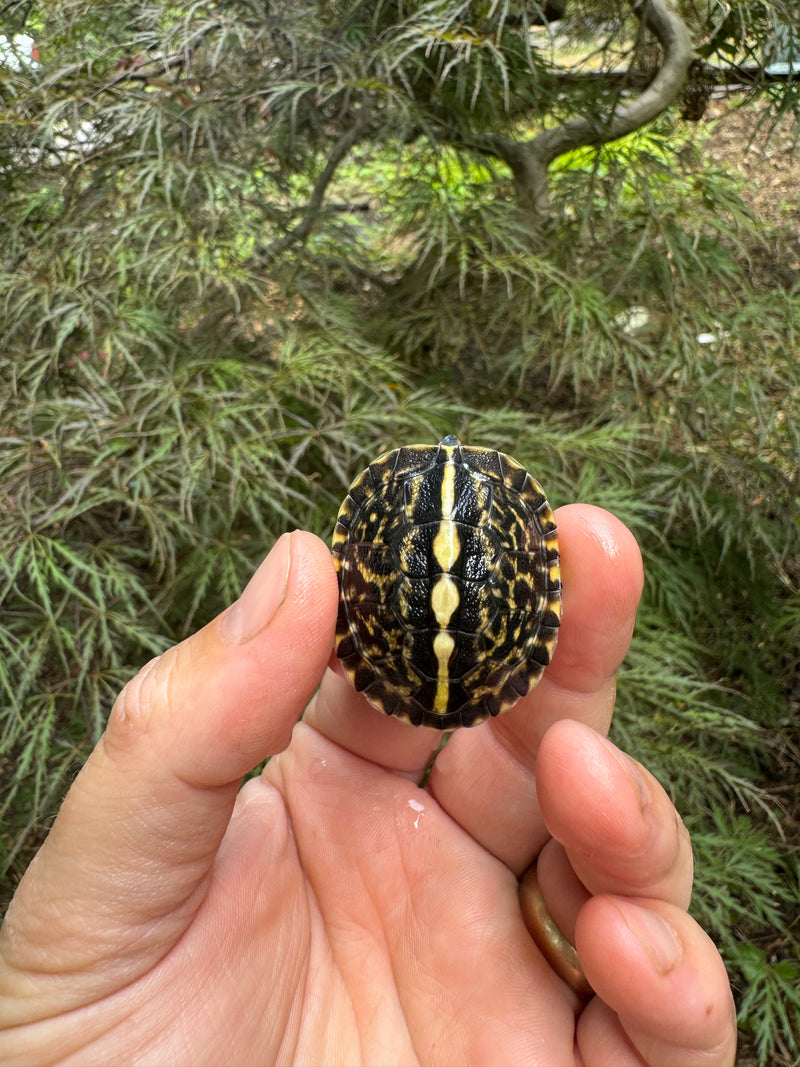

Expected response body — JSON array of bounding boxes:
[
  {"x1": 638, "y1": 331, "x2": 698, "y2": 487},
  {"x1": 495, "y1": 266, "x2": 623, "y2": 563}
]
[
  {"x1": 107, "y1": 529, "x2": 337, "y2": 787},
  {"x1": 0, "y1": 530, "x2": 337, "y2": 1013}
]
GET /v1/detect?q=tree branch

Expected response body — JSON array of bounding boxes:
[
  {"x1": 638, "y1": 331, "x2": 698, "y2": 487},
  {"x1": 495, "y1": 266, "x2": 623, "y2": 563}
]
[
  {"x1": 185, "y1": 115, "x2": 370, "y2": 343},
  {"x1": 537, "y1": 1, "x2": 691, "y2": 156},
  {"x1": 258, "y1": 111, "x2": 369, "y2": 262},
  {"x1": 98, "y1": 22, "x2": 222, "y2": 94},
  {"x1": 483, "y1": 0, "x2": 693, "y2": 217}
]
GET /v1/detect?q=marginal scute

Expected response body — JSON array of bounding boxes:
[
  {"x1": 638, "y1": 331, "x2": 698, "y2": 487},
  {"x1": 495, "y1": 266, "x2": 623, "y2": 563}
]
[{"x1": 331, "y1": 436, "x2": 561, "y2": 730}]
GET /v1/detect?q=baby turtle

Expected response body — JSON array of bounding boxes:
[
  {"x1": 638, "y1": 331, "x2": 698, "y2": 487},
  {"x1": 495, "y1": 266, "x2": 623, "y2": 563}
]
[{"x1": 331, "y1": 436, "x2": 561, "y2": 729}]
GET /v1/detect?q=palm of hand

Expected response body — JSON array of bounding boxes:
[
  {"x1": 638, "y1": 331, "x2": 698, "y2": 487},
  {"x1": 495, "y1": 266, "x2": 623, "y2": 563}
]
[{"x1": 165, "y1": 731, "x2": 561, "y2": 1065}]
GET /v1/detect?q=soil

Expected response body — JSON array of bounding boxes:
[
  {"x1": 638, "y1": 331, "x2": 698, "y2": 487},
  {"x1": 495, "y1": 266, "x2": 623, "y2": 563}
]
[
  {"x1": 700, "y1": 97, "x2": 800, "y2": 286},
  {"x1": 705, "y1": 99, "x2": 799, "y2": 221}
]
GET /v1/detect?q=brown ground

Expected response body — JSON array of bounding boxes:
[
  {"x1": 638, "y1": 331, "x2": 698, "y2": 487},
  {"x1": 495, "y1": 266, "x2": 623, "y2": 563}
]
[
  {"x1": 707, "y1": 101, "x2": 799, "y2": 217},
  {"x1": 701, "y1": 97, "x2": 800, "y2": 283}
]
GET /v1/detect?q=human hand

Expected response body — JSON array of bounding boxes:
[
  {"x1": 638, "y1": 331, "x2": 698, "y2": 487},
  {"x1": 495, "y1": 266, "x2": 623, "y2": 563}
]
[{"x1": 0, "y1": 505, "x2": 736, "y2": 1066}]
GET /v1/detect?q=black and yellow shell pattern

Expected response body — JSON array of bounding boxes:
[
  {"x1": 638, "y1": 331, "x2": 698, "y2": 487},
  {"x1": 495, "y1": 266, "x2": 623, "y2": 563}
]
[{"x1": 331, "y1": 436, "x2": 561, "y2": 730}]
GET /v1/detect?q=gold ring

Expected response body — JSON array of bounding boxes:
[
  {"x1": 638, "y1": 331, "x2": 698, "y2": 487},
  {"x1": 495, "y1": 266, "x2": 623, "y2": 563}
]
[{"x1": 519, "y1": 864, "x2": 593, "y2": 999}]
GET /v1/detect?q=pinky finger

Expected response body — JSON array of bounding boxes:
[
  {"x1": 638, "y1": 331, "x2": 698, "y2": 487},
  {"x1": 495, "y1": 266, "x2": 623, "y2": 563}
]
[{"x1": 575, "y1": 897, "x2": 737, "y2": 1067}]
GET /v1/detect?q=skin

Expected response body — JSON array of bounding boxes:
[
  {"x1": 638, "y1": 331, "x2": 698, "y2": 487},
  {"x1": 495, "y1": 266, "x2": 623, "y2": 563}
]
[{"x1": 0, "y1": 504, "x2": 736, "y2": 1066}]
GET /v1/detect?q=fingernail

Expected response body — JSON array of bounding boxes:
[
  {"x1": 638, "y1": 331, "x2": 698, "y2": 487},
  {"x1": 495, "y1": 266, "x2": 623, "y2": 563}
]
[
  {"x1": 618, "y1": 751, "x2": 651, "y2": 810},
  {"x1": 619, "y1": 901, "x2": 683, "y2": 975},
  {"x1": 220, "y1": 532, "x2": 292, "y2": 643},
  {"x1": 598, "y1": 733, "x2": 650, "y2": 809}
]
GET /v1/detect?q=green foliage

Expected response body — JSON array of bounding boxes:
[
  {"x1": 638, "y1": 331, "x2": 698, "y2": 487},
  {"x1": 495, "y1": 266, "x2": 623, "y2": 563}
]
[
  {"x1": 1, "y1": 1, "x2": 799, "y2": 1061},
  {"x1": 691, "y1": 813, "x2": 800, "y2": 1062},
  {"x1": 734, "y1": 942, "x2": 800, "y2": 1066}
]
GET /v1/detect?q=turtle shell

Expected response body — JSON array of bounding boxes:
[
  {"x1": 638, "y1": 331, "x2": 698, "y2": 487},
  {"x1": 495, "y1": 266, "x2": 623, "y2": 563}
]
[{"x1": 331, "y1": 435, "x2": 561, "y2": 729}]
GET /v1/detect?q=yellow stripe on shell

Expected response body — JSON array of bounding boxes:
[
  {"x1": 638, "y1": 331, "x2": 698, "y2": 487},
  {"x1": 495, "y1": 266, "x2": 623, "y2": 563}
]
[
  {"x1": 431, "y1": 460, "x2": 459, "y2": 571},
  {"x1": 431, "y1": 573, "x2": 460, "y2": 628},
  {"x1": 432, "y1": 629, "x2": 455, "y2": 715},
  {"x1": 430, "y1": 456, "x2": 462, "y2": 716}
]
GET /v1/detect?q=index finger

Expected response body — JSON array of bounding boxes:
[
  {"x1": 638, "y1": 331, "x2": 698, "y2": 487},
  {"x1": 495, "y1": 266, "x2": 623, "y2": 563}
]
[{"x1": 426, "y1": 504, "x2": 644, "y2": 873}]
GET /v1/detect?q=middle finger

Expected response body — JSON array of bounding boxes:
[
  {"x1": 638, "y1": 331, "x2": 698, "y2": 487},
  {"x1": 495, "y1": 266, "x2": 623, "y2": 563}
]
[{"x1": 426, "y1": 504, "x2": 644, "y2": 874}]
